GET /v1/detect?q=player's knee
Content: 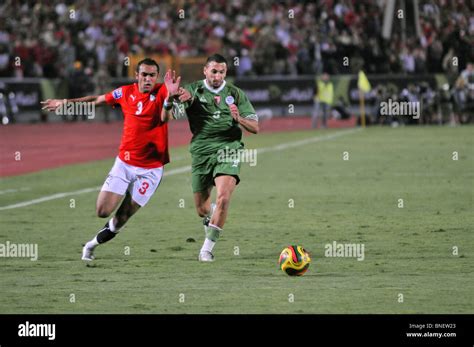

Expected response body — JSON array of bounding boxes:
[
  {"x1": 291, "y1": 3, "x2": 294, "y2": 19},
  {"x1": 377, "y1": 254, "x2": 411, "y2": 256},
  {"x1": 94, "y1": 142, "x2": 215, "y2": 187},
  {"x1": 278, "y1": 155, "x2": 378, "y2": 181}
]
[{"x1": 96, "y1": 206, "x2": 111, "y2": 218}]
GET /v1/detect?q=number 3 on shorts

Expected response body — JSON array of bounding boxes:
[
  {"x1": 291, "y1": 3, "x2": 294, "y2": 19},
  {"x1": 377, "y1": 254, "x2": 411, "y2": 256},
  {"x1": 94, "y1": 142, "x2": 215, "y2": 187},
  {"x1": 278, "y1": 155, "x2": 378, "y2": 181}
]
[{"x1": 138, "y1": 181, "x2": 149, "y2": 195}]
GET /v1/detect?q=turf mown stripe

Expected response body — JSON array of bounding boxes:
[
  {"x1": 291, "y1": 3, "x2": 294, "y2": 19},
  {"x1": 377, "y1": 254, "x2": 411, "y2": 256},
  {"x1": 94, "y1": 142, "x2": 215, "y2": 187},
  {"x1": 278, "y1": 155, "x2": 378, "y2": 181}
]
[
  {"x1": 0, "y1": 129, "x2": 362, "y2": 211},
  {"x1": 0, "y1": 165, "x2": 191, "y2": 211}
]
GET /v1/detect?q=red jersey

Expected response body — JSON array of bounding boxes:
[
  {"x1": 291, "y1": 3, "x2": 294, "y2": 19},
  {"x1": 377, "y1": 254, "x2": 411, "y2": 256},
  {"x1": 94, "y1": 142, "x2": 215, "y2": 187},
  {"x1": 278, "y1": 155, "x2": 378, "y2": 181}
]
[{"x1": 104, "y1": 83, "x2": 169, "y2": 168}]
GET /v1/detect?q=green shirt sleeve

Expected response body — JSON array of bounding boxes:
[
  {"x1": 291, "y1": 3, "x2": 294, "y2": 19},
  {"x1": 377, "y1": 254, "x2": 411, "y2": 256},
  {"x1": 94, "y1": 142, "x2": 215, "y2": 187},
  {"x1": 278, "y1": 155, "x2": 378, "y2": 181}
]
[
  {"x1": 236, "y1": 88, "x2": 258, "y2": 122},
  {"x1": 180, "y1": 82, "x2": 199, "y2": 110}
]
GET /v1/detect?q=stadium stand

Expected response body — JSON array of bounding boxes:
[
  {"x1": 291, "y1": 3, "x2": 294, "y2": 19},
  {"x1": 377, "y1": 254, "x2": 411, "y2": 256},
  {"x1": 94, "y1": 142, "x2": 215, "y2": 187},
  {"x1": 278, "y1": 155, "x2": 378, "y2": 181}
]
[{"x1": 0, "y1": 0, "x2": 472, "y2": 78}]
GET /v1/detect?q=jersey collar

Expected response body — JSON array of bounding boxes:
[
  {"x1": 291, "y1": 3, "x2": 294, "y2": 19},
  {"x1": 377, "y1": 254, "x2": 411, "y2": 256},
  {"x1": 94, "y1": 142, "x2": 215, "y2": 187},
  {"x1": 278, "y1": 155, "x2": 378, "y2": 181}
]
[
  {"x1": 203, "y1": 79, "x2": 226, "y2": 94},
  {"x1": 135, "y1": 82, "x2": 161, "y2": 95}
]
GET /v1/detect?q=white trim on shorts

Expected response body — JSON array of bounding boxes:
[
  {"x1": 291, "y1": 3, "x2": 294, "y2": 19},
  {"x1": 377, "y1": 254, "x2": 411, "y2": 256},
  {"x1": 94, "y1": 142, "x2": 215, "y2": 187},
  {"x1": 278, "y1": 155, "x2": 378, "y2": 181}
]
[{"x1": 101, "y1": 157, "x2": 164, "y2": 207}]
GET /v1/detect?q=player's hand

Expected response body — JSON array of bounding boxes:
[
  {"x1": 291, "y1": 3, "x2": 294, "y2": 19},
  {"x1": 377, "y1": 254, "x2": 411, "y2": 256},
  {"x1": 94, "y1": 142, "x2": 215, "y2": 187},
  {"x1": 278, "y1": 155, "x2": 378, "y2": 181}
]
[
  {"x1": 229, "y1": 104, "x2": 240, "y2": 121},
  {"x1": 164, "y1": 70, "x2": 181, "y2": 97},
  {"x1": 40, "y1": 99, "x2": 65, "y2": 112},
  {"x1": 177, "y1": 88, "x2": 192, "y2": 102}
]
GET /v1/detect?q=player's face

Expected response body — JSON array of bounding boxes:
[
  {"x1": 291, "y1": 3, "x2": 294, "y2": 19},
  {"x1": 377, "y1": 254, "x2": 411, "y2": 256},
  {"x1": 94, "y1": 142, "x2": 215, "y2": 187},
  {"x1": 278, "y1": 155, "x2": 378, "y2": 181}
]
[
  {"x1": 136, "y1": 64, "x2": 159, "y2": 93},
  {"x1": 204, "y1": 62, "x2": 227, "y2": 88}
]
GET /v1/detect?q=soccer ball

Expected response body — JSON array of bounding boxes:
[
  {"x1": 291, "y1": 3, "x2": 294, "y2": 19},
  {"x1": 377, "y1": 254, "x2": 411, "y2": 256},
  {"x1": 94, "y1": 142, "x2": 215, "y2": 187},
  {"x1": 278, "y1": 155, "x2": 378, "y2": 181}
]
[{"x1": 279, "y1": 245, "x2": 311, "y2": 276}]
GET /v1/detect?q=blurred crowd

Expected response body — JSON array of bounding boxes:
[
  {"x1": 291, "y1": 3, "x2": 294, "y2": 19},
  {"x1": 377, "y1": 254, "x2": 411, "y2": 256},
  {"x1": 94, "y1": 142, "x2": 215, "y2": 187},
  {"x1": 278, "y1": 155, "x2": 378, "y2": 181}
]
[
  {"x1": 0, "y1": 0, "x2": 473, "y2": 79},
  {"x1": 366, "y1": 62, "x2": 474, "y2": 125}
]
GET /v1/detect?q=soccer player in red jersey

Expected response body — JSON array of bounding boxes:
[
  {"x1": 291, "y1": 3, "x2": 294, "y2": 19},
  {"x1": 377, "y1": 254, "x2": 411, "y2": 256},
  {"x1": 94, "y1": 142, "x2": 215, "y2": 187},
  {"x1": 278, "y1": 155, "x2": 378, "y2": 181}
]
[{"x1": 41, "y1": 58, "x2": 181, "y2": 261}]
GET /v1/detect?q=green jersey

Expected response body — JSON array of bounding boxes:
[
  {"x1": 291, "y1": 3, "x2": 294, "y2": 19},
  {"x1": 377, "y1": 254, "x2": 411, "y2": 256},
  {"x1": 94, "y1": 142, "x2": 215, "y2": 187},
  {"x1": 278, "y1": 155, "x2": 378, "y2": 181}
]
[{"x1": 179, "y1": 80, "x2": 257, "y2": 155}]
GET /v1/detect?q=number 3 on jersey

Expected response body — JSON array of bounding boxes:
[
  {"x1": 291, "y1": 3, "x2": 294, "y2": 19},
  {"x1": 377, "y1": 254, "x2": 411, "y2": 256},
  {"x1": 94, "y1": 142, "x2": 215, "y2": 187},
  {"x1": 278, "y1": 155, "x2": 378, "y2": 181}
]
[{"x1": 136, "y1": 101, "x2": 143, "y2": 115}]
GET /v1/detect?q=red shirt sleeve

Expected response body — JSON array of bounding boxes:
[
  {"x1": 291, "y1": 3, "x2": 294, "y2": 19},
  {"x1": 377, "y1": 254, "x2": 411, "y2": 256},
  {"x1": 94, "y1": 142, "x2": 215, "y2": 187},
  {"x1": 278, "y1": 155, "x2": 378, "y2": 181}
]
[{"x1": 104, "y1": 86, "x2": 125, "y2": 106}]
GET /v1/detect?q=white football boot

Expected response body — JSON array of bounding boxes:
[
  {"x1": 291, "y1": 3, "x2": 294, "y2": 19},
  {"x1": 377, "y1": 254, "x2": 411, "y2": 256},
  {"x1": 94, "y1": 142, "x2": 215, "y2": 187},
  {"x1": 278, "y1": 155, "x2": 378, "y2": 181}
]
[
  {"x1": 81, "y1": 244, "x2": 95, "y2": 261},
  {"x1": 198, "y1": 251, "x2": 215, "y2": 262}
]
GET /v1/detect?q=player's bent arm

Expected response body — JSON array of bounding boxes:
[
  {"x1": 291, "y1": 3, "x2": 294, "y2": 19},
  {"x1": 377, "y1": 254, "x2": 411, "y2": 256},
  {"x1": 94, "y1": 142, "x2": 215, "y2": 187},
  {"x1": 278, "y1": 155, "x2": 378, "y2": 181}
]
[
  {"x1": 162, "y1": 70, "x2": 182, "y2": 122},
  {"x1": 161, "y1": 95, "x2": 184, "y2": 123},
  {"x1": 237, "y1": 116, "x2": 259, "y2": 134},
  {"x1": 161, "y1": 98, "x2": 174, "y2": 123}
]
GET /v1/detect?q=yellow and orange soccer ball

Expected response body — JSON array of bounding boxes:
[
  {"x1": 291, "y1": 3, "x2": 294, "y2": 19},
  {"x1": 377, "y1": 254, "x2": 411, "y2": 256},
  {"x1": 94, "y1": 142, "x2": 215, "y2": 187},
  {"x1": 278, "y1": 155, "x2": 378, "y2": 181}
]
[{"x1": 278, "y1": 245, "x2": 311, "y2": 276}]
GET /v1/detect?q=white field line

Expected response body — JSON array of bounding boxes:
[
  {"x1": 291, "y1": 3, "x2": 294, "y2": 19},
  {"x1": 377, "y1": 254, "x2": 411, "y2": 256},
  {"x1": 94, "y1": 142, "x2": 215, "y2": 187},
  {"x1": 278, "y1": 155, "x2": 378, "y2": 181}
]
[
  {"x1": 257, "y1": 128, "x2": 361, "y2": 154},
  {"x1": 0, "y1": 187, "x2": 100, "y2": 211},
  {"x1": 0, "y1": 187, "x2": 31, "y2": 195},
  {"x1": 0, "y1": 128, "x2": 362, "y2": 211}
]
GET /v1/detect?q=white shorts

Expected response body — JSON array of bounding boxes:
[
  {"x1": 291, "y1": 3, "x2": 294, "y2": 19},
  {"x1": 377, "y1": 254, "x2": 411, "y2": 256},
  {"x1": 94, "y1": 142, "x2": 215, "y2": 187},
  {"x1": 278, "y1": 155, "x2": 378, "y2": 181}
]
[{"x1": 101, "y1": 157, "x2": 164, "y2": 207}]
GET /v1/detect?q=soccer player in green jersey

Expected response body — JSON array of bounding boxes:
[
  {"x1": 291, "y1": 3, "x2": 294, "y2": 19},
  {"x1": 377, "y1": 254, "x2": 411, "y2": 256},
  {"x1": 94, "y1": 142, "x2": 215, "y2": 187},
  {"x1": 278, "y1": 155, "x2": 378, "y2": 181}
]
[{"x1": 167, "y1": 54, "x2": 259, "y2": 262}]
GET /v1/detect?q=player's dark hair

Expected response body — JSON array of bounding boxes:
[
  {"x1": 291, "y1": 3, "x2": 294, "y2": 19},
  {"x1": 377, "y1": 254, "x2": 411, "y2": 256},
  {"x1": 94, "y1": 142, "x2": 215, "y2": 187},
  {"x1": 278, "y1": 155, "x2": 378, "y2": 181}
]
[
  {"x1": 136, "y1": 58, "x2": 160, "y2": 73},
  {"x1": 206, "y1": 54, "x2": 227, "y2": 66}
]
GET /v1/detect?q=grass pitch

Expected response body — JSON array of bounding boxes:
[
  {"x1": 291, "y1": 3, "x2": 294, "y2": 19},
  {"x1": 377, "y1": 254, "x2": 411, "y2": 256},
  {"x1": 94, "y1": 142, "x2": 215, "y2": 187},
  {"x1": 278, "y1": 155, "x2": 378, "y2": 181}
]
[{"x1": 0, "y1": 126, "x2": 473, "y2": 313}]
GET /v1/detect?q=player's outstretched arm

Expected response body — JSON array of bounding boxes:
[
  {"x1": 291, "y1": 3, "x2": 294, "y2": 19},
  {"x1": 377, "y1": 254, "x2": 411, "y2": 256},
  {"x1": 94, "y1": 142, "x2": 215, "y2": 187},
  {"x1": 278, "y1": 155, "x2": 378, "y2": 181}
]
[
  {"x1": 229, "y1": 104, "x2": 259, "y2": 134},
  {"x1": 161, "y1": 69, "x2": 181, "y2": 123},
  {"x1": 40, "y1": 95, "x2": 107, "y2": 112}
]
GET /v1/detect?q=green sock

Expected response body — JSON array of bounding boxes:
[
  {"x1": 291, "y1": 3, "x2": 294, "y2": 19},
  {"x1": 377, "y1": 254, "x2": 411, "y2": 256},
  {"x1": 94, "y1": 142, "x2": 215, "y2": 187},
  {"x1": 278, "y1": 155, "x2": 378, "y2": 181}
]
[{"x1": 205, "y1": 224, "x2": 222, "y2": 242}]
